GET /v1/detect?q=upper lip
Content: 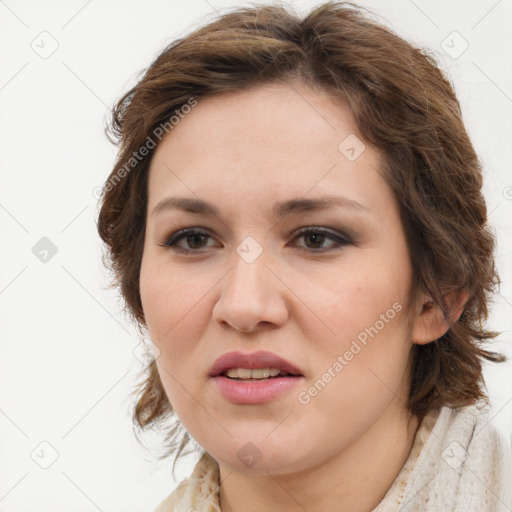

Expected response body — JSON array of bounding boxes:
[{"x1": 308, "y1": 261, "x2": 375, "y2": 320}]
[{"x1": 208, "y1": 350, "x2": 304, "y2": 377}]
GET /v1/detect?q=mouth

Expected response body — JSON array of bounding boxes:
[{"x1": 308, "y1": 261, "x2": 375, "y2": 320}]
[
  {"x1": 220, "y1": 368, "x2": 302, "y2": 381},
  {"x1": 209, "y1": 351, "x2": 304, "y2": 404},
  {"x1": 208, "y1": 350, "x2": 304, "y2": 378}
]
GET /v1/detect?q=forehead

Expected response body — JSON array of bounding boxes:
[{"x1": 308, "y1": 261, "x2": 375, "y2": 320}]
[
  {"x1": 152, "y1": 81, "x2": 367, "y2": 162},
  {"x1": 147, "y1": 81, "x2": 392, "y2": 216}
]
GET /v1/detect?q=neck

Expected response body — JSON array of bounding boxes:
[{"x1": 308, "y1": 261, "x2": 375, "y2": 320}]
[{"x1": 218, "y1": 401, "x2": 420, "y2": 512}]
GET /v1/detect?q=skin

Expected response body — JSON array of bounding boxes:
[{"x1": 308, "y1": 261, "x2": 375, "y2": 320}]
[{"x1": 139, "y1": 81, "x2": 456, "y2": 512}]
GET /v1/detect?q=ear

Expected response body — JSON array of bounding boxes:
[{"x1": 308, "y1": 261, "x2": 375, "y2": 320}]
[{"x1": 412, "y1": 290, "x2": 468, "y2": 345}]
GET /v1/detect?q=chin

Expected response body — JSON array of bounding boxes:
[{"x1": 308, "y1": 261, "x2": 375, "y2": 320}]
[{"x1": 206, "y1": 435, "x2": 315, "y2": 475}]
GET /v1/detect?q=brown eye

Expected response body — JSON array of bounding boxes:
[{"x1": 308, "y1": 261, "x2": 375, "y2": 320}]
[
  {"x1": 294, "y1": 227, "x2": 351, "y2": 252},
  {"x1": 160, "y1": 228, "x2": 218, "y2": 252}
]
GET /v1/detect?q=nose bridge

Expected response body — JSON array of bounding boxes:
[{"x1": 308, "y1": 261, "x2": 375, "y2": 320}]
[
  {"x1": 229, "y1": 242, "x2": 268, "y2": 298},
  {"x1": 212, "y1": 238, "x2": 288, "y2": 332}
]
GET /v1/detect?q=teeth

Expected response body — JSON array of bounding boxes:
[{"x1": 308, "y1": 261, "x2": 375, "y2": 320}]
[{"x1": 225, "y1": 368, "x2": 287, "y2": 379}]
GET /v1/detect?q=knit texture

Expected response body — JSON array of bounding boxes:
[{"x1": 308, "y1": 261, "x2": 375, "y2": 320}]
[{"x1": 154, "y1": 402, "x2": 512, "y2": 511}]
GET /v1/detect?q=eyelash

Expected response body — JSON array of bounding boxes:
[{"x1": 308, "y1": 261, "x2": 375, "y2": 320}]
[{"x1": 159, "y1": 226, "x2": 352, "y2": 254}]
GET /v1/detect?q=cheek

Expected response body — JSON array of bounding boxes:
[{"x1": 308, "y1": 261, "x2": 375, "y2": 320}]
[
  {"x1": 300, "y1": 294, "x2": 412, "y2": 446},
  {"x1": 139, "y1": 257, "x2": 215, "y2": 369},
  {"x1": 306, "y1": 264, "x2": 409, "y2": 346},
  {"x1": 140, "y1": 261, "x2": 207, "y2": 418},
  {"x1": 141, "y1": 256, "x2": 195, "y2": 330},
  {"x1": 301, "y1": 261, "x2": 413, "y2": 404}
]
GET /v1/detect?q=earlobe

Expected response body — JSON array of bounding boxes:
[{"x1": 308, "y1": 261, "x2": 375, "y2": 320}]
[{"x1": 411, "y1": 290, "x2": 468, "y2": 345}]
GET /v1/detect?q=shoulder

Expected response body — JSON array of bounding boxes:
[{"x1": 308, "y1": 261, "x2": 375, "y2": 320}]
[
  {"x1": 401, "y1": 402, "x2": 512, "y2": 511},
  {"x1": 153, "y1": 451, "x2": 221, "y2": 512},
  {"x1": 434, "y1": 401, "x2": 510, "y2": 461},
  {"x1": 153, "y1": 491, "x2": 176, "y2": 512}
]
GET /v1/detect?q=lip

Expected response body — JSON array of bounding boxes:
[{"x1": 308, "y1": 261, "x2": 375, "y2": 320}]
[
  {"x1": 208, "y1": 350, "x2": 304, "y2": 405},
  {"x1": 208, "y1": 350, "x2": 304, "y2": 377},
  {"x1": 211, "y1": 375, "x2": 303, "y2": 404}
]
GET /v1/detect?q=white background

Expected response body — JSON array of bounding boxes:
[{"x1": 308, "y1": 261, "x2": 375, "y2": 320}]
[{"x1": 0, "y1": 0, "x2": 511, "y2": 510}]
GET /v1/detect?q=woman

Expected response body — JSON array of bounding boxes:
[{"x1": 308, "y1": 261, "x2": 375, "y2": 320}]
[{"x1": 97, "y1": 2, "x2": 511, "y2": 510}]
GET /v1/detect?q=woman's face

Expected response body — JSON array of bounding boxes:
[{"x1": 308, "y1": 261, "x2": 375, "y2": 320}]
[{"x1": 140, "y1": 81, "x2": 421, "y2": 474}]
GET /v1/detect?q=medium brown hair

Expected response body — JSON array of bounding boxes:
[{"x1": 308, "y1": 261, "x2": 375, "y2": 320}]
[{"x1": 97, "y1": 1, "x2": 505, "y2": 466}]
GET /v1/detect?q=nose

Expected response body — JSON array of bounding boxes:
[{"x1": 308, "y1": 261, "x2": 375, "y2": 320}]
[{"x1": 212, "y1": 250, "x2": 289, "y2": 333}]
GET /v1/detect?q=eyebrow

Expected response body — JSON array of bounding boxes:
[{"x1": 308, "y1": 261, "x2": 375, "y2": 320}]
[{"x1": 152, "y1": 195, "x2": 371, "y2": 219}]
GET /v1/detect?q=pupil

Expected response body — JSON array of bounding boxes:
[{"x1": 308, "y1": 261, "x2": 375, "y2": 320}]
[
  {"x1": 187, "y1": 234, "x2": 207, "y2": 249},
  {"x1": 306, "y1": 233, "x2": 324, "y2": 248}
]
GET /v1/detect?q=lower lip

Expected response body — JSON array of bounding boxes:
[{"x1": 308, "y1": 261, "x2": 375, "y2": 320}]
[{"x1": 211, "y1": 375, "x2": 303, "y2": 404}]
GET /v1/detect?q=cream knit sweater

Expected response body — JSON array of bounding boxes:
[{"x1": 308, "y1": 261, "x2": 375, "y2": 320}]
[{"x1": 154, "y1": 402, "x2": 512, "y2": 512}]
